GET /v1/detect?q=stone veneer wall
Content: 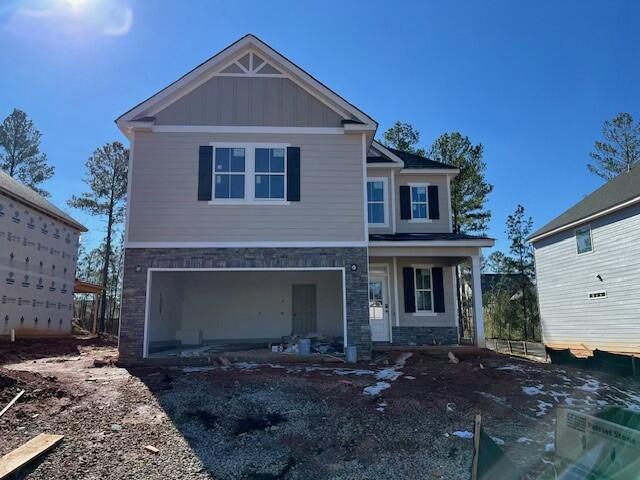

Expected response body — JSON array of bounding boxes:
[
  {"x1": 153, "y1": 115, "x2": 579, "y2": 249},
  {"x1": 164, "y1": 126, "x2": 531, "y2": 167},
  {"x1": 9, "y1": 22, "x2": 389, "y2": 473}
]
[
  {"x1": 119, "y1": 247, "x2": 370, "y2": 364},
  {"x1": 391, "y1": 327, "x2": 458, "y2": 346}
]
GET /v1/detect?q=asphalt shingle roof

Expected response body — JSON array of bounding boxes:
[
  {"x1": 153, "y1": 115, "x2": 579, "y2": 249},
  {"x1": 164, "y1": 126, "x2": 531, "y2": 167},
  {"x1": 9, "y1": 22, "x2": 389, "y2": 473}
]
[
  {"x1": 384, "y1": 147, "x2": 457, "y2": 170},
  {"x1": 0, "y1": 170, "x2": 86, "y2": 232},
  {"x1": 529, "y1": 164, "x2": 640, "y2": 240}
]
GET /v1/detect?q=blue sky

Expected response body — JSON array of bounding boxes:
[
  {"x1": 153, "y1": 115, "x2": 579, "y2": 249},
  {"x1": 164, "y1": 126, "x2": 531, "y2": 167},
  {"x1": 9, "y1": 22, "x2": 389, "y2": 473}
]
[{"x1": 1, "y1": 0, "x2": 639, "y2": 253}]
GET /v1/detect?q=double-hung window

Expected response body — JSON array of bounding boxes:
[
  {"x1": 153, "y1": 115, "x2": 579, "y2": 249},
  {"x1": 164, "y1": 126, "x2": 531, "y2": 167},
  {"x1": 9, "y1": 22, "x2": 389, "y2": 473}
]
[
  {"x1": 410, "y1": 184, "x2": 428, "y2": 220},
  {"x1": 214, "y1": 147, "x2": 245, "y2": 199},
  {"x1": 414, "y1": 267, "x2": 433, "y2": 312},
  {"x1": 575, "y1": 225, "x2": 593, "y2": 254},
  {"x1": 210, "y1": 144, "x2": 289, "y2": 203},
  {"x1": 255, "y1": 148, "x2": 285, "y2": 199},
  {"x1": 367, "y1": 178, "x2": 387, "y2": 225}
]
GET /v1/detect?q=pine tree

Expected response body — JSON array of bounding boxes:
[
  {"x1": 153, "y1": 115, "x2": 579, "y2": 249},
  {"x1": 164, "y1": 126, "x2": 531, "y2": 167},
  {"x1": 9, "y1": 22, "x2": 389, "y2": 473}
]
[
  {"x1": 69, "y1": 142, "x2": 128, "y2": 334},
  {"x1": 588, "y1": 112, "x2": 640, "y2": 180},
  {"x1": 381, "y1": 121, "x2": 426, "y2": 156},
  {"x1": 0, "y1": 108, "x2": 55, "y2": 196}
]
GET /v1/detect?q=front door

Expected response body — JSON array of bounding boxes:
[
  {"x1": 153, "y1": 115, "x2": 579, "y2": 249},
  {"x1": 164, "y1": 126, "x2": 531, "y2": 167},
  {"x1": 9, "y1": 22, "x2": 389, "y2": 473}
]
[
  {"x1": 292, "y1": 284, "x2": 317, "y2": 335},
  {"x1": 369, "y1": 276, "x2": 390, "y2": 341}
]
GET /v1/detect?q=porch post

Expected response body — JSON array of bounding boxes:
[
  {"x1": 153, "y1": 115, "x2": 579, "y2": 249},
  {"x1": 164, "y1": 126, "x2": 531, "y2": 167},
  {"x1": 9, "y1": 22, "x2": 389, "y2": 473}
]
[{"x1": 470, "y1": 255, "x2": 485, "y2": 348}]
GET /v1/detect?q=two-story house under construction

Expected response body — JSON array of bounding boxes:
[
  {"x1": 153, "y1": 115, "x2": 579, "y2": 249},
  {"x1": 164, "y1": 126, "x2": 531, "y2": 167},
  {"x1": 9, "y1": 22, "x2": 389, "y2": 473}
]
[{"x1": 116, "y1": 35, "x2": 494, "y2": 363}]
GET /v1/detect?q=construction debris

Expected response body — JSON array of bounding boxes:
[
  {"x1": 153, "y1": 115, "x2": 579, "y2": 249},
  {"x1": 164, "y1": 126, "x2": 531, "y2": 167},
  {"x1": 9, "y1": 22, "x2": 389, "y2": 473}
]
[
  {"x1": 0, "y1": 390, "x2": 24, "y2": 418},
  {"x1": 144, "y1": 445, "x2": 160, "y2": 454},
  {"x1": 0, "y1": 434, "x2": 64, "y2": 479},
  {"x1": 448, "y1": 351, "x2": 460, "y2": 364},
  {"x1": 217, "y1": 355, "x2": 232, "y2": 367}
]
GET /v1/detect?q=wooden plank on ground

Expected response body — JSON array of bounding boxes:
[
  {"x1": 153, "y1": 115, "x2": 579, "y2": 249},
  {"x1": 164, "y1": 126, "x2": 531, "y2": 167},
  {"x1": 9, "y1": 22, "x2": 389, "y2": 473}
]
[
  {"x1": 0, "y1": 390, "x2": 24, "y2": 418},
  {"x1": 0, "y1": 434, "x2": 64, "y2": 479}
]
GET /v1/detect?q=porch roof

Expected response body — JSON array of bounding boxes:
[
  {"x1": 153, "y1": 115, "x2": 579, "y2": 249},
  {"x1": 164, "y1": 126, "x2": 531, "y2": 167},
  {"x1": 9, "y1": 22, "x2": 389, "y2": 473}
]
[{"x1": 369, "y1": 232, "x2": 494, "y2": 247}]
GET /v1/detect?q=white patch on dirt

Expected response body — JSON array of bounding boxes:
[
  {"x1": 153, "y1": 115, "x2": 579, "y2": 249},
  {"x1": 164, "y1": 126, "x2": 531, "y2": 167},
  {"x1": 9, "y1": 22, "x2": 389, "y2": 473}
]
[
  {"x1": 544, "y1": 442, "x2": 555, "y2": 452},
  {"x1": 497, "y1": 364, "x2": 528, "y2": 373},
  {"x1": 577, "y1": 378, "x2": 601, "y2": 393},
  {"x1": 362, "y1": 353, "x2": 413, "y2": 396},
  {"x1": 453, "y1": 431, "x2": 474, "y2": 439},
  {"x1": 491, "y1": 436, "x2": 505, "y2": 445},
  {"x1": 535, "y1": 400, "x2": 554, "y2": 417},
  {"x1": 364, "y1": 382, "x2": 391, "y2": 396},
  {"x1": 478, "y1": 391, "x2": 508, "y2": 406},
  {"x1": 522, "y1": 385, "x2": 545, "y2": 395},
  {"x1": 517, "y1": 437, "x2": 533, "y2": 444}
]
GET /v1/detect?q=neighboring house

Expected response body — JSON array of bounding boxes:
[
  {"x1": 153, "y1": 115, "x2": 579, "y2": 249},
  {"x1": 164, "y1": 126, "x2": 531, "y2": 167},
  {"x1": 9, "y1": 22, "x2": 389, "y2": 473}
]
[
  {"x1": 0, "y1": 170, "x2": 86, "y2": 338},
  {"x1": 115, "y1": 34, "x2": 494, "y2": 363},
  {"x1": 529, "y1": 165, "x2": 640, "y2": 357}
]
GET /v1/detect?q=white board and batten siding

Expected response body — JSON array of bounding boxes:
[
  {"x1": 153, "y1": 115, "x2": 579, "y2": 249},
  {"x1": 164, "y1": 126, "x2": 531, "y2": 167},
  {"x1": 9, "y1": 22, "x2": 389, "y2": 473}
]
[{"x1": 533, "y1": 202, "x2": 640, "y2": 355}]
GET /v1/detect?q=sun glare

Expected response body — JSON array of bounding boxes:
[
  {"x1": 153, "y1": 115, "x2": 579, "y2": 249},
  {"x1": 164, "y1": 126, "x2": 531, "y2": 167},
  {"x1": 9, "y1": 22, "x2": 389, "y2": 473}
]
[{"x1": 63, "y1": 0, "x2": 89, "y2": 7}]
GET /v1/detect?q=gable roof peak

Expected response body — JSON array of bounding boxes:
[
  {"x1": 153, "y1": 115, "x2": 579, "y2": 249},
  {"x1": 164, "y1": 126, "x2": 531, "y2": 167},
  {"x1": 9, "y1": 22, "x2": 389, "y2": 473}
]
[{"x1": 116, "y1": 34, "x2": 377, "y2": 135}]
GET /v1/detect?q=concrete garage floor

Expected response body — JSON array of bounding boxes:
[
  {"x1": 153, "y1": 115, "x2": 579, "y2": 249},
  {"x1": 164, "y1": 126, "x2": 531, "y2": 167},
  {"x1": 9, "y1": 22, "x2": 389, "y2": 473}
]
[{"x1": 1, "y1": 337, "x2": 640, "y2": 479}]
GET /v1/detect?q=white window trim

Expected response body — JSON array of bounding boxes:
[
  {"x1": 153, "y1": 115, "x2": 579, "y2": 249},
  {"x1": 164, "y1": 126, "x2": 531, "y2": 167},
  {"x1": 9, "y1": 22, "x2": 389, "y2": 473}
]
[
  {"x1": 413, "y1": 264, "x2": 436, "y2": 316},
  {"x1": 208, "y1": 142, "x2": 290, "y2": 205},
  {"x1": 408, "y1": 182, "x2": 432, "y2": 223},
  {"x1": 367, "y1": 177, "x2": 389, "y2": 227},
  {"x1": 575, "y1": 224, "x2": 594, "y2": 255}
]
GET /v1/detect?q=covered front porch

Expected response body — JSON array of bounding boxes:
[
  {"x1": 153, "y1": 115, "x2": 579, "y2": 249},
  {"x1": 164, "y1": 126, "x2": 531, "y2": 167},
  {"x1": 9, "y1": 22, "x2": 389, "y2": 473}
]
[{"x1": 368, "y1": 234, "x2": 493, "y2": 348}]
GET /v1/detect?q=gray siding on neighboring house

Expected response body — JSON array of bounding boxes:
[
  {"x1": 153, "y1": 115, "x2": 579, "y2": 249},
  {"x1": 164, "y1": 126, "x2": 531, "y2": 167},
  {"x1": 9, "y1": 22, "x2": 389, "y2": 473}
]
[
  {"x1": 533, "y1": 202, "x2": 640, "y2": 354},
  {"x1": 128, "y1": 131, "x2": 365, "y2": 243},
  {"x1": 395, "y1": 174, "x2": 451, "y2": 233},
  {"x1": 154, "y1": 76, "x2": 345, "y2": 127}
]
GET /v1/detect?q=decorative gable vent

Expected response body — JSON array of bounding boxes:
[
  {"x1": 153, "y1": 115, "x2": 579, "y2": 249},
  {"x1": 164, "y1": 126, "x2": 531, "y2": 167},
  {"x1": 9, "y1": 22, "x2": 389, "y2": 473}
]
[{"x1": 218, "y1": 51, "x2": 284, "y2": 77}]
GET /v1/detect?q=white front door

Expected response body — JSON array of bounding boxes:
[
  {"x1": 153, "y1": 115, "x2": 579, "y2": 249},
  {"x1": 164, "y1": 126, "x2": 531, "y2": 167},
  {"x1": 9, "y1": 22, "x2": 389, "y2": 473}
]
[{"x1": 369, "y1": 276, "x2": 390, "y2": 342}]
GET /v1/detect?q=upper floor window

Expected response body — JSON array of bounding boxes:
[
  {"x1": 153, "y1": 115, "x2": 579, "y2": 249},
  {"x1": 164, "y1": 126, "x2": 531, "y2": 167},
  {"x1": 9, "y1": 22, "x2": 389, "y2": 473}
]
[
  {"x1": 255, "y1": 148, "x2": 285, "y2": 199},
  {"x1": 411, "y1": 184, "x2": 428, "y2": 220},
  {"x1": 367, "y1": 178, "x2": 387, "y2": 225},
  {"x1": 209, "y1": 144, "x2": 290, "y2": 203},
  {"x1": 414, "y1": 267, "x2": 433, "y2": 312},
  {"x1": 575, "y1": 225, "x2": 593, "y2": 254},
  {"x1": 214, "y1": 148, "x2": 245, "y2": 199}
]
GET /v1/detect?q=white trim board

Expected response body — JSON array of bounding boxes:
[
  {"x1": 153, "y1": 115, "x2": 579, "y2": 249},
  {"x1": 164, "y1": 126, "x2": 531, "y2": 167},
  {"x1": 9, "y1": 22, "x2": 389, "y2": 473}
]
[
  {"x1": 142, "y1": 266, "x2": 347, "y2": 359},
  {"x1": 369, "y1": 240, "x2": 495, "y2": 248},
  {"x1": 126, "y1": 241, "x2": 369, "y2": 249},
  {"x1": 152, "y1": 125, "x2": 346, "y2": 135},
  {"x1": 529, "y1": 194, "x2": 640, "y2": 243}
]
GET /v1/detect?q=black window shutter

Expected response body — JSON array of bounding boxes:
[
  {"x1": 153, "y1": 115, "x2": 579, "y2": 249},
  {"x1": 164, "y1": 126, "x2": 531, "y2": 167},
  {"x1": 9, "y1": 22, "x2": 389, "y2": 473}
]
[
  {"x1": 400, "y1": 186, "x2": 411, "y2": 220},
  {"x1": 287, "y1": 147, "x2": 301, "y2": 201},
  {"x1": 403, "y1": 267, "x2": 416, "y2": 313},
  {"x1": 432, "y1": 267, "x2": 445, "y2": 313},
  {"x1": 428, "y1": 185, "x2": 440, "y2": 220},
  {"x1": 198, "y1": 146, "x2": 213, "y2": 201}
]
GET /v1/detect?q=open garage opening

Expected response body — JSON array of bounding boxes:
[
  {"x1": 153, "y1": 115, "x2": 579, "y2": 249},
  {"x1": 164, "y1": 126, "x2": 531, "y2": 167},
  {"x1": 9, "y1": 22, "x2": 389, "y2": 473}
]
[{"x1": 144, "y1": 268, "x2": 346, "y2": 359}]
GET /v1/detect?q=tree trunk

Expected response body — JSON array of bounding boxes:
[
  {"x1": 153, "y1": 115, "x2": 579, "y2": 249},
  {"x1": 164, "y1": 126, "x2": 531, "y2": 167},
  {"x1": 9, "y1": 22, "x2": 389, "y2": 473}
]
[{"x1": 99, "y1": 220, "x2": 112, "y2": 334}]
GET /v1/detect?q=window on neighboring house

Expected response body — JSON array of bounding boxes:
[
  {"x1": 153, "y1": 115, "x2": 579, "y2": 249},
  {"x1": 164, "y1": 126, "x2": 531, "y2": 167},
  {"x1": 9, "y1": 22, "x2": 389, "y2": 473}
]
[
  {"x1": 255, "y1": 148, "x2": 285, "y2": 199},
  {"x1": 575, "y1": 225, "x2": 593, "y2": 254},
  {"x1": 414, "y1": 267, "x2": 433, "y2": 312},
  {"x1": 411, "y1": 185, "x2": 428, "y2": 220},
  {"x1": 214, "y1": 147, "x2": 245, "y2": 199},
  {"x1": 367, "y1": 179, "x2": 386, "y2": 225}
]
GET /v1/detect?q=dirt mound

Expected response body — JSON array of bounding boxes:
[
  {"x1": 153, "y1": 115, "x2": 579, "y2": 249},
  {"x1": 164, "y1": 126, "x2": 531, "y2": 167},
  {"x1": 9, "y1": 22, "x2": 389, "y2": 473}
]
[{"x1": 0, "y1": 367, "x2": 70, "y2": 405}]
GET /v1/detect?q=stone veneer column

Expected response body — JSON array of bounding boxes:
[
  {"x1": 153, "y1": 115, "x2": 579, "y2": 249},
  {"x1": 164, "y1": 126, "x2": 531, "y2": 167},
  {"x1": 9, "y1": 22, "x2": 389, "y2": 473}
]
[{"x1": 118, "y1": 247, "x2": 370, "y2": 364}]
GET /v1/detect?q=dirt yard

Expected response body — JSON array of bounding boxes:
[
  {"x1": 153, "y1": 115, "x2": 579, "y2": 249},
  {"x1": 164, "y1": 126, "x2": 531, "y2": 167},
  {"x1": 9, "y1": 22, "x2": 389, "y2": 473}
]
[{"x1": 1, "y1": 338, "x2": 639, "y2": 479}]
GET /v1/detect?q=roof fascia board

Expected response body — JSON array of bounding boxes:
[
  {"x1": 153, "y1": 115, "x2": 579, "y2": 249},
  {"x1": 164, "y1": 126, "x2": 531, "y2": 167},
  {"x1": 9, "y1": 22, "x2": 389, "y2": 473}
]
[
  {"x1": 369, "y1": 239, "x2": 495, "y2": 248},
  {"x1": 529, "y1": 194, "x2": 640, "y2": 243},
  {"x1": 370, "y1": 141, "x2": 405, "y2": 167},
  {"x1": 0, "y1": 187, "x2": 87, "y2": 232},
  {"x1": 400, "y1": 168, "x2": 460, "y2": 175}
]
